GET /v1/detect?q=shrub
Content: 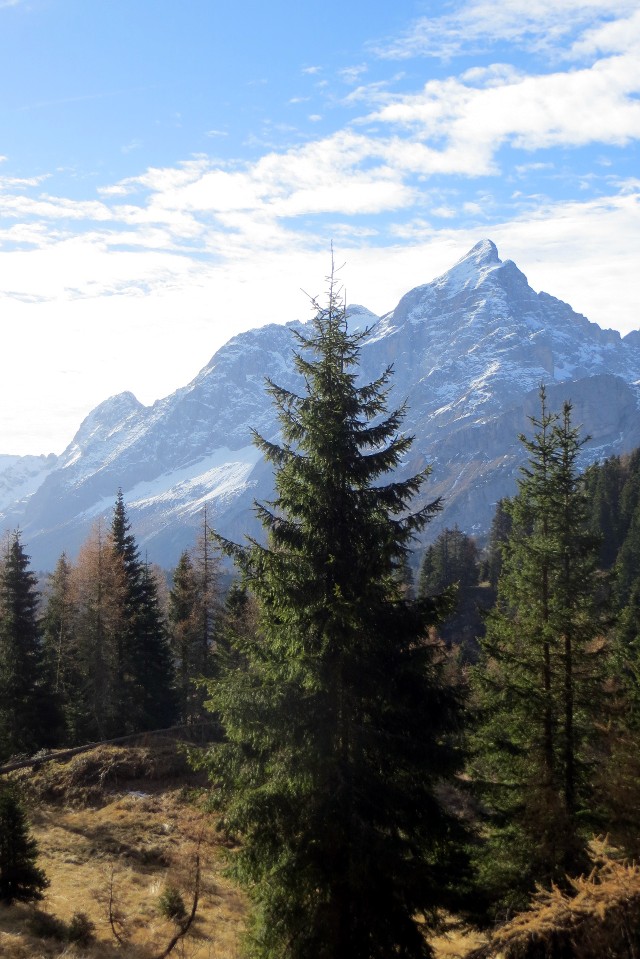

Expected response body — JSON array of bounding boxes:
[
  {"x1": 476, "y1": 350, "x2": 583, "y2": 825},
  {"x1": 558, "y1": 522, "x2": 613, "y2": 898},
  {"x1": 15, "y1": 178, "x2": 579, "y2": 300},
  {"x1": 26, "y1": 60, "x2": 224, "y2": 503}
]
[
  {"x1": 67, "y1": 911, "x2": 96, "y2": 945},
  {"x1": 158, "y1": 884, "x2": 187, "y2": 923}
]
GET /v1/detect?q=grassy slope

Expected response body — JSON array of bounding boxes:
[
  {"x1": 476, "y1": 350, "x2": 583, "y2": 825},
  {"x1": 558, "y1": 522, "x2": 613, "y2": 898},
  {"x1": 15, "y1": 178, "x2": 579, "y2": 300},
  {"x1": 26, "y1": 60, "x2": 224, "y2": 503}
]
[
  {"x1": 0, "y1": 741, "x2": 487, "y2": 959},
  {"x1": 0, "y1": 743, "x2": 247, "y2": 959}
]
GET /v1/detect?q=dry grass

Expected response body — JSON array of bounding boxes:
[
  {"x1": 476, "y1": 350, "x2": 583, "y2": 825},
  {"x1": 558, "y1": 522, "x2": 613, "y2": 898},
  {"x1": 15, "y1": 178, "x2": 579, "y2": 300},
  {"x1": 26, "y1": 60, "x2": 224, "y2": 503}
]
[
  {"x1": 0, "y1": 741, "x2": 493, "y2": 959},
  {"x1": 429, "y1": 918, "x2": 488, "y2": 959},
  {"x1": 0, "y1": 744, "x2": 247, "y2": 959}
]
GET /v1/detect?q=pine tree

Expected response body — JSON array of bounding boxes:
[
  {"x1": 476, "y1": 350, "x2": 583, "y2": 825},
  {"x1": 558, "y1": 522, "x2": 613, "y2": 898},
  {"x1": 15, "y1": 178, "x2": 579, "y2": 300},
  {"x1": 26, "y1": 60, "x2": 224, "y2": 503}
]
[
  {"x1": 481, "y1": 498, "x2": 512, "y2": 589},
  {"x1": 134, "y1": 559, "x2": 177, "y2": 730},
  {"x1": 203, "y1": 265, "x2": 469, "y2": 959},
  {"x1": 0, "y1": 785, "x2": 48, "y2": 904},
  {"x1": 110, "y1": 491, "x2": 175, "y2": 732},
  {"x1": 0, "y1": 533, "x2": 54, "y2": 760},
  {"x1": 597, "y1": 580, "x2": 640, "y2": 858},
  {"x1": 470, "y1": 389, "x2": 607, "y2": 909},
  {"x1": 418, "y1": 528, "x2": 481, "y2": 653},
  {"x1": 110, "y1": 489, "x2": 143, "y2": 730},
  {"x1": 418, "y1": 527, "x2": 479, "y2": 598},
  {"x1": 168, "y1": 516, "x2": 221, "y2": 727},
  {"x1": 169, "y1": 550, "x2": 206, "y2": 723},
  {"x1": 192, "y1": 504, "x2": 220, "y2": 678},
  {"x1": 41, "y1": 552, "x2": 80, "y2": 745}
]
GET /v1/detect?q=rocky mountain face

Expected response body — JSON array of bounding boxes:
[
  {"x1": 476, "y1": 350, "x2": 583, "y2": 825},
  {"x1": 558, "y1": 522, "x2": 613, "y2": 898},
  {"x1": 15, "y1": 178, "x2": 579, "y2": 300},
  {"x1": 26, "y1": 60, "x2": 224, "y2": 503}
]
[{"x1": 3, "y1": 239, "x2": 640, "y2": 571}]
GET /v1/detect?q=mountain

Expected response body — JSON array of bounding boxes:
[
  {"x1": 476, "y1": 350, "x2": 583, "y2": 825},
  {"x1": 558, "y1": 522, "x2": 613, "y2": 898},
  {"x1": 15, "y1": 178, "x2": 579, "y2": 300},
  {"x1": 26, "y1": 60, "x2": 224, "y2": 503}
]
[{"x1": 2, "y1": 238, "x2": 640, "y2": 570}]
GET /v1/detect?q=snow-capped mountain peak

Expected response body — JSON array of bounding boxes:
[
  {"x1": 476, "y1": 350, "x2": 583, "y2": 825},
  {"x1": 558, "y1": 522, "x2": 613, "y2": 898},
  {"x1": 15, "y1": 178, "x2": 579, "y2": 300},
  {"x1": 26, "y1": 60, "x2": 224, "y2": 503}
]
[{"x1": 2, "y1": 240, "x2": 640, "y2": 569}]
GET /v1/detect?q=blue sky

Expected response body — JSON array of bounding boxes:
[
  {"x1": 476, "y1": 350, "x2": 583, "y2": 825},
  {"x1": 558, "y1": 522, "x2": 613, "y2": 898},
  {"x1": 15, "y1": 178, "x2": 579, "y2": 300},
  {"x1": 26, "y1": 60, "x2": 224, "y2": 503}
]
[{"x1": 1, "y1": 0, "x2": 639, "y2": 455}]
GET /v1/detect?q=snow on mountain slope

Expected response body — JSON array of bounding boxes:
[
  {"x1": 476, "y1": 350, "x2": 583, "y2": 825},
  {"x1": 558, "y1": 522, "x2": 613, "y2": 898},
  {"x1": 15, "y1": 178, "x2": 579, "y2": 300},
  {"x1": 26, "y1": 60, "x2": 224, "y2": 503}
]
[
  {"x1": 2, "y1": 240, "x2": 640, "y2": 570},
  {"x1": 0, "y1": 453, "x2": 58, "y2": 513}
]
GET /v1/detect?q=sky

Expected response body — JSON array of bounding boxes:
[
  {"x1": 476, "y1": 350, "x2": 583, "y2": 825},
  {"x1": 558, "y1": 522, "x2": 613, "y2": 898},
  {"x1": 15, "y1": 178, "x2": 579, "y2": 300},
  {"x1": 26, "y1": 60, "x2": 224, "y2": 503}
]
[{"x1": 1, "y1": 0, "x2": 639, "y2": 456}]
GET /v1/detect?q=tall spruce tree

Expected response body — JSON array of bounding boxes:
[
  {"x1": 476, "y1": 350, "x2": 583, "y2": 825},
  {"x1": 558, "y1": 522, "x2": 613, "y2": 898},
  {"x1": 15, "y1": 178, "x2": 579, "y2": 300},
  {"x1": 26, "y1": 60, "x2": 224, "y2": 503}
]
[
  {"x1": 193, "y1": 503, "x2": 220, "y2": 676},
  {"x1": 0, "y1": 533, "x2": 54, "y2": 760},
  {"x1": 203, "y1": 266, "x2": 469, "y2": 959},
  {"x1": 470, "y1": 389, "x2": 606, "y2": 910},
  {"x1": 110, "y1": 492, "x2": 175, "y2": 732},
  {"x1": 134, "y1": 559, "x2": 177, "y2": 730},
  {"x1": 41, "y1": 553, "x2": 83, "y2": 745},
  {"x1": 168, "y1": 550, "x2": 210, "y2": 724},
  {"x1": 110, "y1": 489, "x2": 142, "y2": 730}
]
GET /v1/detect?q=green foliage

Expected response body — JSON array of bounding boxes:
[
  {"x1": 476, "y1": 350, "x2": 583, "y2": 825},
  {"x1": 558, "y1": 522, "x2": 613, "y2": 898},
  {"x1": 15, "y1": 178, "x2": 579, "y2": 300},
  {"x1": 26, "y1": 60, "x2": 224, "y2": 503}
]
[
  {"x1": 418, "y1": 526, "x2": 479, "y2": 598},
  {"x1": 481, "y1": 498, "x2": 512, "y2": 589},
  {"x1": 418, "y1": 527, "x2": 485, "y2": 653},
  {"x1": 158, "y1": 884, "x2": 187, "y2": 923},
  {"x1": 471, "y1": 389, "x2": 608, "y2": 911},
  {"x1": 41, "y1": 551, "x2": 83, "y2": 746},
  {"x1": 0, "y1": 785, "x2": 49, "y2": 904},
  {"x1": 202, "y1": 265, "x2": 470, "y2": 959},
  {"x1": 111, "y1": 491, "x2": 177, "y2": 733},
  {"x1": 169, "y1": 510, "x2": 222, "y2": 725},
  {"x1": 0, "y1": 533, "x2": 56, "y2": 761}
]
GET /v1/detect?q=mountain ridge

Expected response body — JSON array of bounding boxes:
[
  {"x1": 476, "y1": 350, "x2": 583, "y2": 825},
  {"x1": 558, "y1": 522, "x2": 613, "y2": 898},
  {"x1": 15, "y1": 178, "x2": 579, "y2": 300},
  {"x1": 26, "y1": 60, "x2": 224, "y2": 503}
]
[{"x1": 2, "y1": 240, "x2": 639, "y2": 570}]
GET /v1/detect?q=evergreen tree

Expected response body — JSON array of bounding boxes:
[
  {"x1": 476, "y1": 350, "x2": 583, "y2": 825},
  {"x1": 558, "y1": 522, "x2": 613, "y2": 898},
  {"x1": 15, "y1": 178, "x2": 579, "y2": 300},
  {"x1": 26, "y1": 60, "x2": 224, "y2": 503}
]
[
  {"x1": 481, "y1": 499, "x2": 512, "y2": 589},
  {"x1": 203, "y1": 266, "x2": 469, "y2": 959},
  {"x1": 418, "y1": 527, "x2": 478, "y2": 599},
  {"x1": 596, "y1": 580, "x2": 640, "y2": 859},
  {"x1": 168, "y1": 517, "x2": 220, "y2": 726},
  {"x1": 110, "y1": 489, "x2": 143, "y2": 730},
  {"x1": 41, "y1": 552, "x2": 80, "y2": 745},
  {"x1": 134, "y1": 559, "x2": 177, "y2": 730},
  {"x1": 169, "y1": 550, "x2": 206, "y2": 723},
  {"x1": 470, "y1": 390, "x2": 606, "y2": 909},
  {"x1": 418, "y1": 528, "x2": 482, "y2": 654},
  {"x1": 169, "y1": 550, "x2": 197, "y2": 719},
  {"x1": 0, "y1": 533, "x2": 54, "y2": 760},
  {"x1": 110, "y1": 492, "x2": 175, "y2": 732},
  {"x1": 0, "y1": 785, "x2": 48, "y2": 904},
  {"x1": 192, "y1": 503, "x2": 220, "y2": 677}
]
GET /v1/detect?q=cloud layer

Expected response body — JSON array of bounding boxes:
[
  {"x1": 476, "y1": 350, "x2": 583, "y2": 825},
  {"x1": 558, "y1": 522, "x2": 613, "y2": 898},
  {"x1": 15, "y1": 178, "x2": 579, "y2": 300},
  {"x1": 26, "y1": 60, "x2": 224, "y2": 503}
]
[{"x1": 0, "y1": 0, "x2": 639, "y2": 454}]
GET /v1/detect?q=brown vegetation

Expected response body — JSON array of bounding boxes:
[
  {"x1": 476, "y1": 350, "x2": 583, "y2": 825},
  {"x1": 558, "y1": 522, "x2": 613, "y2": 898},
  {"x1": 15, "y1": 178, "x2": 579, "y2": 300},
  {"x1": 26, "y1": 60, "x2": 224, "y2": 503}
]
[
  {"x1": 4, "y1": 743, "x2": 639, "y2": 959},
  {"x1": 469, "y1": 842, "x2": 640, "y2": 959},
  {"x1": 0, "y1": 742, "x2": 246, "y2": 959}
]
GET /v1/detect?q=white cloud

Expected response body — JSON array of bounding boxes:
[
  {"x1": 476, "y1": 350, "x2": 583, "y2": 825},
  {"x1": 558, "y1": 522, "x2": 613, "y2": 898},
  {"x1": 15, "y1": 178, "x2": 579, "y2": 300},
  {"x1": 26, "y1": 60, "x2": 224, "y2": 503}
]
[
  {"x1": 2, "y1": 2, "x2": 640, "y2": 455},
  {"x1": 374, "y1": 0, "x2": 639, "y2": 60},
  {"x1": 432, "y1": 206, "x2": 457, "y2": 219},
  {"x1": 367, "y1": 52, "x2": 640, "y2": 168},
  {"x1": 1, "y1": 178, "x2": 638, "y2": 456},
  {"x1": 338, "y1": 64, "x2": 368, "y2": 85}
]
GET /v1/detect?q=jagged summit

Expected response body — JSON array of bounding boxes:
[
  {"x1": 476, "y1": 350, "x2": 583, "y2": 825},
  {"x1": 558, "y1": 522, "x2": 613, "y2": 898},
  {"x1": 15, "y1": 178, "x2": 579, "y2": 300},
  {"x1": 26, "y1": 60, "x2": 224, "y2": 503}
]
[
  {"x1": 455, "y1": 237, "x2": 500, "y2": 267},
  {"x1": 2, "y1": 242, "x2": 640, "y2": 569}
]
